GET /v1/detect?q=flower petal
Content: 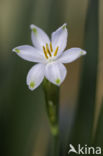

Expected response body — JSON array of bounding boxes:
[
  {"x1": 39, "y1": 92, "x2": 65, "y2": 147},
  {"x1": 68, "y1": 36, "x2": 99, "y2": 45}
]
[
  {"x1": 58, "y1": 48, "x2": 87, "y2": 64},
  {"x1": 13, "y1": 45, "x2": 46, "y2": 63},
  {"x1": 51, "y1": 23, "x2": 68, "y2": 57},
  {"x1": 30, "y1": 24, "x2": 50, "y2": 50},
  {"x1": 26, "y1": 63, "x2": 45, "y2": 90},
  {"x1": 45, "y1": 62, "x2": 67, "y2": 86}
]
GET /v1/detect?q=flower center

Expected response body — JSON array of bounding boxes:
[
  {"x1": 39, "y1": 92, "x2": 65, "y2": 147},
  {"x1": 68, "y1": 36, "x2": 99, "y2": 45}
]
[{"x1": 43, "y1": 43, "x2": 59, "y2": 59}]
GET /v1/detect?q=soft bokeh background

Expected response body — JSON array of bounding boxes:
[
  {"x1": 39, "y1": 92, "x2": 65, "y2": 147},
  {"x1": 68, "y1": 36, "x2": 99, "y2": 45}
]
[{"x1": 0, "y1": 0, "x2": 103, "y2": 156}]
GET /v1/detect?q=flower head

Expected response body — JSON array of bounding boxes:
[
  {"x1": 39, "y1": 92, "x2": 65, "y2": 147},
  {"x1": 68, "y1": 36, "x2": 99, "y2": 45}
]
[{"x1": 13, "y1": 23, "x2": 86, "y2": 90}]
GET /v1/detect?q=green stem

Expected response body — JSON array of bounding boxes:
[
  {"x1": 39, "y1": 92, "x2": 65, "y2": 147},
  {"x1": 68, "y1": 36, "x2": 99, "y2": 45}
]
[
  {"x1": 43, "y1": 78, "x2": 60, "y2": 155},
  {"x1": 52, "y1": 134, "x2": 59, "y2": 156}
]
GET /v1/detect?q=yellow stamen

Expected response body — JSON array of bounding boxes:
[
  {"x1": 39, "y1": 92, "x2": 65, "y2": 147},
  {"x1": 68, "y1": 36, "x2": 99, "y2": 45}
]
[
  {"x1": 43, "y1": 46, "x2": 48, "y2": 59},
  {"x1": 46, "y1": 43, "x2": 52, "y2": 57},
  {"x1": 54, "y1": 46, "x2": 59, "y2": 56},
  {"x1": 50, "y1": 42, "x2": 53, "y2": 52}
]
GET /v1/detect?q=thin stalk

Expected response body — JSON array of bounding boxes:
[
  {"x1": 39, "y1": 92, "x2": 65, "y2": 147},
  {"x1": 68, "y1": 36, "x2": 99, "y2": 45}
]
[
  {"x1": 43, "y1": 78, "x2": 60, "y2": 156},
  {"x1": 52, "y1": 134, "x2": 59, "y2": 156}
]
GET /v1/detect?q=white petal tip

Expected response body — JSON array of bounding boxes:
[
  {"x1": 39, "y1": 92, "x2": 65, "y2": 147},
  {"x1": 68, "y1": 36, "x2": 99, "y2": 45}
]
[
  {"x1": 28, "y1": 81, "x2": 35, "y2": 91},
  {"x1": 30, "y1": 24, "x2": 34, "y2": 28},
  {"x1": 12, "y1": 48, "x2": 15, "y2": 52},
  {"x1": 12, "y1": 48, "x2": 20, "y2": 53},
  {"x1": 55, "y1": 78, "x2": 61, "y2": 86},
  {"x1": 28, "y1": 87, "x2": 35, "y2": 91},
  {"x1": 63, "y1": 23, "x2": 67, "y2": 26},
  {"x1": 30, "y1": 24, "x2": 37, "y2": 34},
  {"x1": 62, "y1": 23, "x2": 67, "y2": 30},
  {"x1": 80, "y1": 50, "x2": 87, "y2": 55}
]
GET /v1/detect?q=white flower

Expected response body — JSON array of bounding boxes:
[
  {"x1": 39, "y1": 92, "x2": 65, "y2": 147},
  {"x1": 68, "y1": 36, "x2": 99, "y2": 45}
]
[{"x1": 13, "y1": 23, "x2": 87, "y2": 91}]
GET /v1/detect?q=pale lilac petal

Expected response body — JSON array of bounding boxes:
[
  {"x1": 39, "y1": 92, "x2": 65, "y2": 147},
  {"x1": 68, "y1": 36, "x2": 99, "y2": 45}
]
[
  {"x1": 13, "y1": 45, "x2": 46, "y2": 63},
  {"x1": 30, "y1": 24, "x2": 50, "y2": 50},
  {"x1": 58, "y1": 48, "x2": 87, "y2": 63},
  {"x1": 26, "y1": 63, "x2": 45, "y2": 90},
  {"x1": 45, "y1": 62, "x2": 67, "y2": 86},
  {"x1": 51, "y1": 23, "x2": 68, "y2": 58}
]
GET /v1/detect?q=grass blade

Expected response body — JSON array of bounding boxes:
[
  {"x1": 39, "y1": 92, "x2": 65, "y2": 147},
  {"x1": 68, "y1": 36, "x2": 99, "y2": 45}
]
[{"x1": 68, "y1": 0, "x2": 99, "y2": 146}]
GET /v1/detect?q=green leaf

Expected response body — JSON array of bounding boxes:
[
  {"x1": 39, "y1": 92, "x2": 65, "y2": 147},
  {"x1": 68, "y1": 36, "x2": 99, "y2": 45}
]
[
  {"x1": 43, "y1": 79, "x2": 60, "y2": 156},
  {"x1": 0, "y1": 0, "x2": 46, "y2": 156},
  {"x1": 68, "y1": 0, "x2": 99, "y2": 146},
  {"x1": 93, "y1": 99, "x2": 103, "y2": 146}
]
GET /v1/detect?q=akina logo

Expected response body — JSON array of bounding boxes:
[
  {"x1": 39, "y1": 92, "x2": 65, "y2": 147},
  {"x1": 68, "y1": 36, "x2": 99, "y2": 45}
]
[{"x1": 68, "y1": 144, "x2": 101, "y2": 155}]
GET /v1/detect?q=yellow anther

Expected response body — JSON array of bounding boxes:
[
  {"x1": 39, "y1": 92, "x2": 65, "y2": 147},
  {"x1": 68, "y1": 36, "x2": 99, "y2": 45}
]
[
  {"x1": 54, "y1": 46, "x2": 59, "y2": 56},
  {"x1": 43, "y1": 46, "x2": 48, "y2": 59},
  {"x1": 46, "y1": 43, "x2": 52, "y2": 57},
  {"x1": 50, "y1": 42, "x2": 53, "y2": 52}
]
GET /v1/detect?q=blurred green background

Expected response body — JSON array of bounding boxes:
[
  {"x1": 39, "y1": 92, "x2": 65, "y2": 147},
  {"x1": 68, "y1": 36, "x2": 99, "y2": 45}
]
[{"x1": 0, "y1": 0, "x2": 103, "y2": 156}]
